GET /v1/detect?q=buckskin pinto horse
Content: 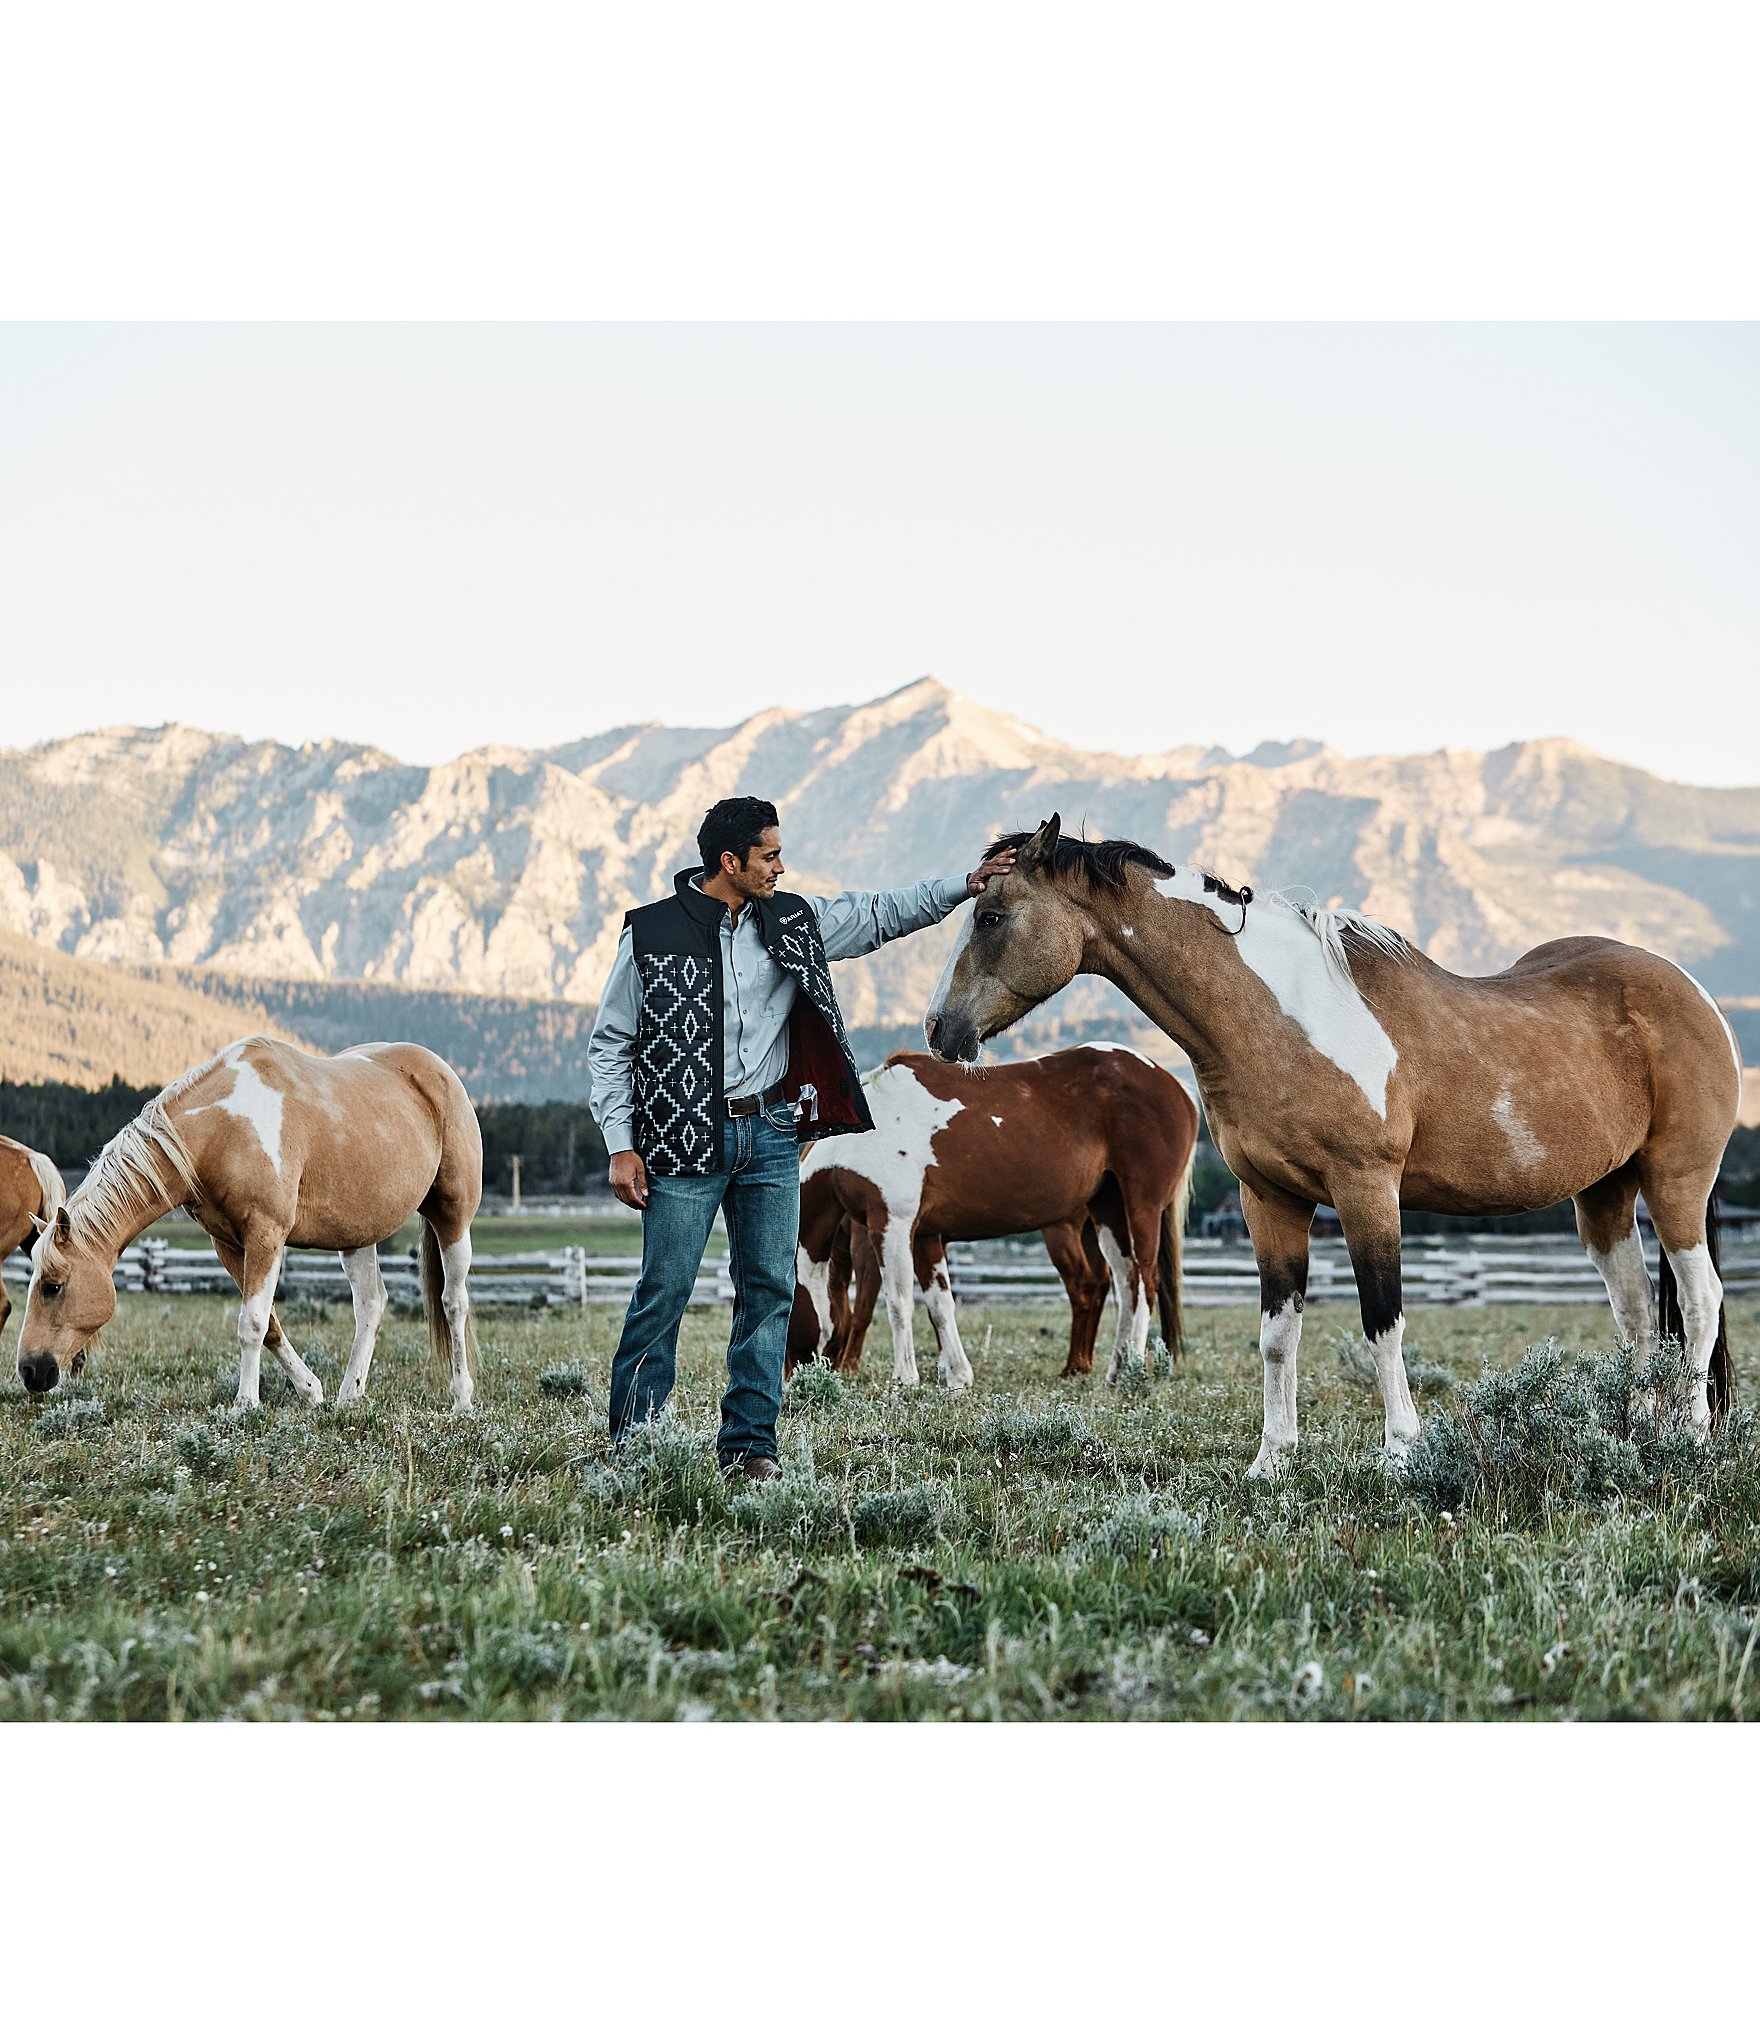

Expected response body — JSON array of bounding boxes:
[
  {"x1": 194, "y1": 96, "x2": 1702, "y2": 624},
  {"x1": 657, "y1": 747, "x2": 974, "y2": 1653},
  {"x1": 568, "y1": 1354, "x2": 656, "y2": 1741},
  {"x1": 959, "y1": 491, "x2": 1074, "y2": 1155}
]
[
  {"x1": 790, "y1": 1046, "x2": 1197, "y2": 1389},
  {"x1": 0, "y1": 1136, "x2": 68, "y2": 1338},
  {"x1": 18, "y1": 1038, "x2": 483, "y2": 1411},
  {"x1": 926, "y1": 817, "x2": 1742, "y2": 1475}
]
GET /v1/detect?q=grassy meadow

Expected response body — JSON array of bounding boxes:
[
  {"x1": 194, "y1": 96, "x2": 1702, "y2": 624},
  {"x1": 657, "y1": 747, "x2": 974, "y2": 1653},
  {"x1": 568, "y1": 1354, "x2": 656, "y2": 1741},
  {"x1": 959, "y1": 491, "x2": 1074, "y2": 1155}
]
[{"x1": 2, "y1": 1287, "x2": 1758, "y2": 1721}]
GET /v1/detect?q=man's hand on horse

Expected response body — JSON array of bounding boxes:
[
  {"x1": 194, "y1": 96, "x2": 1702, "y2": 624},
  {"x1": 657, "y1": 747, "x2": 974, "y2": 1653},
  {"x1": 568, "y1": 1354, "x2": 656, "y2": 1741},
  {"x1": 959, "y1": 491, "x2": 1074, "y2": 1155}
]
[
  {"x1": 609, "y1": 1150, "x2": 650, "y2": 1211},
  {"x1": 966, "y1": 847, "x2": 1017, "y2": 897}
]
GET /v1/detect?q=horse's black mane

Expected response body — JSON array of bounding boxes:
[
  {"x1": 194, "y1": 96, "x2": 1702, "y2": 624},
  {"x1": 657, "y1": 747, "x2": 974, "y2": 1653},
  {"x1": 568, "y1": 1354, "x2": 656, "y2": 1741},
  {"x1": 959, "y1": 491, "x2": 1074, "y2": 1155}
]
[{"x1": 984, "y1": 829, "x2": 1174, "y2": 896}]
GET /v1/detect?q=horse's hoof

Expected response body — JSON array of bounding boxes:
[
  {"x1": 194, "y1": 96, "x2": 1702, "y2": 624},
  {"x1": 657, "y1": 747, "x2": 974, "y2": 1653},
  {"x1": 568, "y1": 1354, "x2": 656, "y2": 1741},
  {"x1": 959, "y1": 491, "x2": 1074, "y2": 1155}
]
[{"x1": 1247, "y1": 1444, "x2": 1292, "y2": 1481}]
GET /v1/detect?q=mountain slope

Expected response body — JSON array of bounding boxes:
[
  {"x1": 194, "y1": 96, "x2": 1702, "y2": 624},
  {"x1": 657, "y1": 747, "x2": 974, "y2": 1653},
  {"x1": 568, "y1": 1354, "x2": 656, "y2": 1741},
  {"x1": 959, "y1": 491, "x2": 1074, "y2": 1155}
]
[
  {"x1": 0, "y1": 926, "x2": 309, "y2": 1087},
  {"x1": 1, "y1": 681, "x2": 1756, "y2": 1067}
]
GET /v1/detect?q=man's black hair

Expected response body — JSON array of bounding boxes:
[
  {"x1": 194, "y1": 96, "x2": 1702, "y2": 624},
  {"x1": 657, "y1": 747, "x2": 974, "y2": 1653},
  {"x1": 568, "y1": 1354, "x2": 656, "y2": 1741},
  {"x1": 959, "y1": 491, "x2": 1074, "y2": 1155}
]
[{"x1": 698, "y1": 796, "x2": 780, "y2": 873}]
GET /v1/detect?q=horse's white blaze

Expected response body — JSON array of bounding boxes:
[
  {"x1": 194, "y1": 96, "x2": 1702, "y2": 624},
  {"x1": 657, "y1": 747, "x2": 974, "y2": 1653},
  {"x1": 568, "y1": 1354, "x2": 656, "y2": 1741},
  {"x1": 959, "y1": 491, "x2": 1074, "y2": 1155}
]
[
  {"x1": 1586, "y1": 1227, "x2": 1653, "y2": 1347},
  {"x1": 1154, "y1": 872, "x2": 1399, "y2": 1117},
  {"x1": 920, "y1": 1254, "x2": 973, "y2": 1390},
  {"x1": 1492, "y1": 1088, "x2": 1546, "y2": 1169},
  {"x1": 337, "y1": 1244, "x2": 387, "y2": 1406},
  {"x1": 1664, "y1": 1241, "x2": 1722, "y2": 1431},
  {"x1": 1369, "y1": 1315, "x2": 1420, "y2": 1458},
  {"x1": 195, "y1": 1041, "x2": 287, "y2": 1174},
  {"x1": 927, "y1": 902, "x2": 974, "y2": 1026},
  {"x1": 1250, "y1": 1298, "x2": 1302, "y2": 1478}
]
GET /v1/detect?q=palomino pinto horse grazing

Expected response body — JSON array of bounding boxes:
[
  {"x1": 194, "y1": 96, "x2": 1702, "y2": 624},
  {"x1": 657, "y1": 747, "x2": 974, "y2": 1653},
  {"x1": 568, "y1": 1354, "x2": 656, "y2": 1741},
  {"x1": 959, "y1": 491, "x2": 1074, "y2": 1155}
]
[
  {"x1": 0, "y1": 1136, "x2": 68, "y2": 1339},
  {"x1": 18, "y1": 1038, "x2": 483, "y2": 1411},
  {"x1": 926, "y1": 818, "x2": 1741, "y2": 1474},
  {"x1": 791, "y1": 1047, "x2": 1197, "y2": 1388}
]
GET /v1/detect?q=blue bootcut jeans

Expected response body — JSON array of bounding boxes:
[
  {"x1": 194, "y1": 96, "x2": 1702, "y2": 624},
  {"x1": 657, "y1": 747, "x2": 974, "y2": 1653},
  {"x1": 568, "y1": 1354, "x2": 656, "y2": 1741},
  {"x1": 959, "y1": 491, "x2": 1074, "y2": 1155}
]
[{"x1": 607, "y1": 1104, "x2": 801, "y2": 1467}]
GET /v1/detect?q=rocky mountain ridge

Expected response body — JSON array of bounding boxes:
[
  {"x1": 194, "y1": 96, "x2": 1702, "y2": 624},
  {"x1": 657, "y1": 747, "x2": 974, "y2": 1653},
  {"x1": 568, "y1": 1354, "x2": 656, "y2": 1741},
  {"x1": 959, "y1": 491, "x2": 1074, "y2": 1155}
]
[{"x1": 2, "y1": 679, "x2": 1756, "y2": 1060}]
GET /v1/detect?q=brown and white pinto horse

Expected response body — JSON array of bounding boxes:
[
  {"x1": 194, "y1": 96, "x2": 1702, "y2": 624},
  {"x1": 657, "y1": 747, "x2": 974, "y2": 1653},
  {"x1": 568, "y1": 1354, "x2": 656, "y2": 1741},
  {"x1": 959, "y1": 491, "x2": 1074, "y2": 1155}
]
[
  {"x1": 0, "y1": 1136, "x2": 67, "y2": 1338},
  {"x1": 791, "y1": 1046, "x2": 1197, "y2": 1389},
  {"x1": 791, "y1": 1208, "x2": 1114, "y2": 1381},
  {"x1": 18, "y1": 1038, "x2": 483, "y2": 1411},
  {"x1": 926, "y1": 817, "x2": 1743, "y2": 1474}
]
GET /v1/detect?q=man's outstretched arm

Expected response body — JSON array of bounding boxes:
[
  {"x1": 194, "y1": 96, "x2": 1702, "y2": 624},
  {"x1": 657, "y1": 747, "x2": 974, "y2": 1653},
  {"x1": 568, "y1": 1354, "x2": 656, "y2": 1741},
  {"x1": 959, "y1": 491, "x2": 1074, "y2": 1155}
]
[{"x1": 810, "y1": 848, "x2": 1017, "y2": 962}]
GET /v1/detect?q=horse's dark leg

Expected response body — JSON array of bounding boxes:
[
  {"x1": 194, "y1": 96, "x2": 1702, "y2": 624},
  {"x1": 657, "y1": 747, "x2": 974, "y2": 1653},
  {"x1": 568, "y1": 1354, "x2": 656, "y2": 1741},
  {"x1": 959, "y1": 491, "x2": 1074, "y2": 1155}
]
[
  {"x1": 1046, "y1": 1219, "x2": 1106, "y2": 1377},
  {"x1": 1241, "y1": 1183, "x2": 1314, "y2": 1478},
  {"x1": 836, "y1": 1220, "x2": 881, "y2": 1374},
  {"x1": 1332, "y1": 1176, "x2": 1419, "y2": 1463}
]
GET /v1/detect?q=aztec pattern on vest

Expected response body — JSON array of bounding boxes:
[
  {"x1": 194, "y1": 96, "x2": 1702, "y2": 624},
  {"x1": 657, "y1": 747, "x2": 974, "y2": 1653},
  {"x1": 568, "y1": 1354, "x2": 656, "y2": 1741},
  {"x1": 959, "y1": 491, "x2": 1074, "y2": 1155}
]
[{"x1": 629, "y1": 945, "x2": 720, "y2": 1175}]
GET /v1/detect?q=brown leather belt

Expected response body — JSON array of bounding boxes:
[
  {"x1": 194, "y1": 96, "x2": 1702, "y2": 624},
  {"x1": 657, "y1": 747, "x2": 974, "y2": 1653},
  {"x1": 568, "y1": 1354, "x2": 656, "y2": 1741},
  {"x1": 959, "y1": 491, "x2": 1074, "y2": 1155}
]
[{"x1": 726, "y1": 1082, "x2": 788, "y2": 1119}]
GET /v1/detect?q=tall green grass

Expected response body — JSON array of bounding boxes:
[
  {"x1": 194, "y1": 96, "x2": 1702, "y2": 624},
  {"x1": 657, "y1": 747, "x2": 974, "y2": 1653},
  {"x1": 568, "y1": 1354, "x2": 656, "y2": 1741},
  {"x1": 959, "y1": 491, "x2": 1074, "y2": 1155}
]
[{"x1": 1, "y1": 1293, "x2": 1755, "y2": 1719}]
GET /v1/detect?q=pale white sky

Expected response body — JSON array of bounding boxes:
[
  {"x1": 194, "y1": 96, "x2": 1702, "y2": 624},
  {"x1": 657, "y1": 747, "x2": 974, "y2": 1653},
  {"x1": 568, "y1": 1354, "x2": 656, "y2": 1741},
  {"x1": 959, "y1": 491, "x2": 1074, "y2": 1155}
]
[{"x1": 2, "y1": 323, "x2": 1754, "y2": 783}]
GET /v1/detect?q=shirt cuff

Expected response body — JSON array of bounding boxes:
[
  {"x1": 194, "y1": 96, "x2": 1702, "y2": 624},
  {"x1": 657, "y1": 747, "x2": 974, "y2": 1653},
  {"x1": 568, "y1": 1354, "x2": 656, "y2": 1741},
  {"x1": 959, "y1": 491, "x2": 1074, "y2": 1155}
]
[
  {"x1": 600, "y1": 1119, "x2": 636, "y2": 1154},
  {"x1": 938, "y1": 874, "x2": 970, "y2": 912}
]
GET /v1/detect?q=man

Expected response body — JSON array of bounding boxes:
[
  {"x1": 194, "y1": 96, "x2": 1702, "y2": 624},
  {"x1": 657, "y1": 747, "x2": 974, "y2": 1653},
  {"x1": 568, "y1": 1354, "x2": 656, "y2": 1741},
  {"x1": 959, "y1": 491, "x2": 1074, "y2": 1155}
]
[{"x1": 587, "y1": 795, "x2": 1013, "y2": 1481}]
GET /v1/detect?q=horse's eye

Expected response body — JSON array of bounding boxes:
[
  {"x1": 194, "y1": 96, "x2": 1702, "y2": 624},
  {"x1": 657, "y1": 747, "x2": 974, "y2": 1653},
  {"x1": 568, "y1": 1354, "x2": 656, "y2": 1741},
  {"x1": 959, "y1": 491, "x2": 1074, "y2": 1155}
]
[
  {"x1": 976, "y1": 910, "x2": 1005, "y2": 930},
  {"x1": 40, "y1": 1280, "x2": 63, "y2": 1301}
]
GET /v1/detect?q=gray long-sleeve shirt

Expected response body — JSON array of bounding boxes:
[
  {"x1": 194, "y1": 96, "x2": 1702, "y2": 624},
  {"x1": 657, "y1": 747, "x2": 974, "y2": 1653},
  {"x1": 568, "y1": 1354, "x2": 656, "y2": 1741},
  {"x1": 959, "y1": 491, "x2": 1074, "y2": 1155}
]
[{"x1": 587, "y1": 873, "x2": 968, "y2": 1154}]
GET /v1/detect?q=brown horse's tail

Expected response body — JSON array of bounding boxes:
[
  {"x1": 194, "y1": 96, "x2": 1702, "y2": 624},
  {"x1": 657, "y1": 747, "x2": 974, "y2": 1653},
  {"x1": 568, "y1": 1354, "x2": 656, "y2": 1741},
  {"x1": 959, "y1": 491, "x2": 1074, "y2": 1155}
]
[
  {"x1": 420, "y1": 1220, "x2": 477, "y2": 1383},
  {"x1": 1157, "y1": 1151, "x2": 1193, "y2": 1360},
  {"x1": 1656, "y1": 1190, "x2": 1733, "y2": 1418}
]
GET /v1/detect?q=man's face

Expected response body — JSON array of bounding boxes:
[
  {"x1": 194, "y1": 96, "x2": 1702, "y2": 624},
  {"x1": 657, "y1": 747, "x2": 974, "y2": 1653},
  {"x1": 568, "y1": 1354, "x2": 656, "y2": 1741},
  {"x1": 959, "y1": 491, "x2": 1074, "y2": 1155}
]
[{"x1": 723, "y1": 826, "x2": 785, "y2": 900}]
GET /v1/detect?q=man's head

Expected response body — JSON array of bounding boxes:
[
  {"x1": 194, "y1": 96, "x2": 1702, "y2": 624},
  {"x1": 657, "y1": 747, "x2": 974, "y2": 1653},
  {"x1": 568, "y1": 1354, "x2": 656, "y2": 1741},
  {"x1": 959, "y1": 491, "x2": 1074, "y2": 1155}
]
[{"x1": 698, "y1": 796, "x2": 784, "y2": 902}]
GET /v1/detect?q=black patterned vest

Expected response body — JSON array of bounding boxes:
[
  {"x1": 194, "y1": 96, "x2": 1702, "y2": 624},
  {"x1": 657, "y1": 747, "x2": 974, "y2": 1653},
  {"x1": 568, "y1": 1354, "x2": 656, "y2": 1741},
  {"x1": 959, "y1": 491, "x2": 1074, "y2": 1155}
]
[{"x1": 624, "y1": 870, "x2": 875, "y2": 1177}]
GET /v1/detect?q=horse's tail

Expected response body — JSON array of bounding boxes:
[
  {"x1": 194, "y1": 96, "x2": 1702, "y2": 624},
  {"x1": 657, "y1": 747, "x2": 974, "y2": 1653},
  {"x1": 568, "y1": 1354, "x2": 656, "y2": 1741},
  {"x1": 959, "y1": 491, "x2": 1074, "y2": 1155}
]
[
  {"x1": 420, "y1": 1220, "x2": 476, "y2": 1383},
  {"x1": 26, "y1": 1146, "x2": 66, "y2": 1221},
  {"x1": 1157, "y1": 1150, "x2": 1193, "y2": 1360},
  {"x1": 1656, "y1": 1190, "x2": 1733, "y2": 1418}
]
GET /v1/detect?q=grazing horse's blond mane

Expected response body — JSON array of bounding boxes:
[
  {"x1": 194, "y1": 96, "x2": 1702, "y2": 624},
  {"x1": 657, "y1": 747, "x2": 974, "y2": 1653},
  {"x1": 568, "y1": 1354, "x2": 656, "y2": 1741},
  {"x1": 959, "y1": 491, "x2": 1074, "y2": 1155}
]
[{"x1": 68, "y1": 1057, "x2": 212, "y2": 1240}]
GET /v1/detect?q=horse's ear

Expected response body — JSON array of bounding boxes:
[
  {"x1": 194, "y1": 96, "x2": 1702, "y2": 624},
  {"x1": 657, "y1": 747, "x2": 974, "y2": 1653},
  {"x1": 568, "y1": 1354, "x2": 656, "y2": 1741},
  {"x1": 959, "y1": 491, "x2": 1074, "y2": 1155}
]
[
  {"x1": 54, "y1": 1204, "x2": 72, "y2": 1242},
  {"x1": 1018, "y1": 813, "x2": 1062, "y2": 872}
]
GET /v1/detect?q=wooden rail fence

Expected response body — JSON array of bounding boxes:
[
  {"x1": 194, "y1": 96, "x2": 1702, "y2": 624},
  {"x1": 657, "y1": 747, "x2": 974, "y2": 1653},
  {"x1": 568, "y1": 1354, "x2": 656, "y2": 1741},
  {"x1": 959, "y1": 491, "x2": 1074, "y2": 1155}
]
[{"x1": 6, "y1": 1232, "x2": 1757, "y2": 1312}]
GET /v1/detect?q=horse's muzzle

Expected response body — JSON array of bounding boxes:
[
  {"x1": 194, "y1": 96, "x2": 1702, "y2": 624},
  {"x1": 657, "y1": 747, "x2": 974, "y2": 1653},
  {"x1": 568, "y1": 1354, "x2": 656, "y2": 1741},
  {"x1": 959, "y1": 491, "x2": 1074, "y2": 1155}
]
[
  {"x1": 926, "y1": 1010, "x2": 981, "y2": 1064},
  {"x1": 18, "y1": 1352, "x2": 60, "y2": 1395}
]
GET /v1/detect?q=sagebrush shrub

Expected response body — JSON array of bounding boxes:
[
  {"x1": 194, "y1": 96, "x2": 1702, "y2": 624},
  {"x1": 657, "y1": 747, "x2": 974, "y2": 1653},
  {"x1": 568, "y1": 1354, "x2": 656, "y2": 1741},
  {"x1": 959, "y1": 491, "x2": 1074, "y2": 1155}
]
[
  {"x1": 1401, "y1": 1340, "x2": 1753, "y2": 1519},
  {"x1": 785, "y1": 1364, "x2": 845, "y2": 1409},
  {"x1": 1077, "y1": 1491, "x2": 1206, "y2": 1562},
  {"x1": 34, "y1": 1398, "x2": 107, "y2": 1440},
  {"x1": 851, "y1": 1482, "x2": 956, "y2": 1548},
  {"x1": 979, "y1": 1403, "x2": 1096, "y2": 1466},
  {"x1": 538, "y1": 1365, "x2": 589, "y2": 1400}
]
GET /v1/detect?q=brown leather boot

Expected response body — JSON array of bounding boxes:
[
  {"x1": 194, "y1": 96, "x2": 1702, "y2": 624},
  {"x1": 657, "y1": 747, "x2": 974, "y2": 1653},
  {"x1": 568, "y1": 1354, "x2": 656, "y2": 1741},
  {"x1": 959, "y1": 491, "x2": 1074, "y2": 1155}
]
[{"x1": 724, "y1": 1455, "x2": 781, "y2": 1483}]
